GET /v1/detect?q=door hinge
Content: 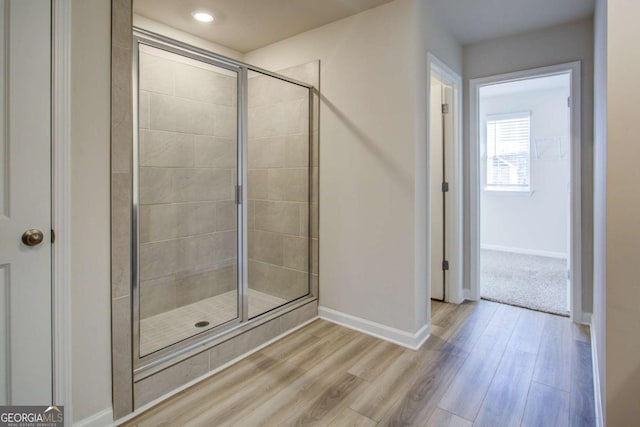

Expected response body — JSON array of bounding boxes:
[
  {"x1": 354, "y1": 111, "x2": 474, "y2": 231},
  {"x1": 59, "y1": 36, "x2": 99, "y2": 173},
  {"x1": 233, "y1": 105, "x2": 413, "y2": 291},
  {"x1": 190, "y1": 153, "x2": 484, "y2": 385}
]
[
  {"x1": 442, "y1": 103, "x2": 449, "y2": 114},
  {"x1": 567, "y1": 97, "x2": 571, "y2": 108},
  {"x1": 235, "y1": 185, "x2": 242, "y2": 205},
  {"x1": 442, "y1": 260, "x2": 450, "y2": 271},
  {"x1": 442, "y1": 182, "x2": 449, "y2": 193},
  {"x1": 51, "y1": 229, "x2": 55, "y2": 244}
]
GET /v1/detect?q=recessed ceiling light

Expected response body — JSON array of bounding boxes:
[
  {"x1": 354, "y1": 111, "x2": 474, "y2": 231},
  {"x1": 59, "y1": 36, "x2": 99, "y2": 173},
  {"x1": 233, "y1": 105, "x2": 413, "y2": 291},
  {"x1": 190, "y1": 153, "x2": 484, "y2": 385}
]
[{"x1": 191, "y1": 11, "x2": 214, "y2": 23}]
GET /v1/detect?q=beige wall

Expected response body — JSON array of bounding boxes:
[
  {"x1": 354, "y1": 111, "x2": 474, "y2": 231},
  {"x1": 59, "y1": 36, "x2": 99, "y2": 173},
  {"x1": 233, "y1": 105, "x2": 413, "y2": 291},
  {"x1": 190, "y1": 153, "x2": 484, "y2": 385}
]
[
  {"x1": 463, "y1": 18, "x2": 595, "y2": 312},
  {"x1": 70, "y1": 0, "x2": 113, "y2": 422},
  {"x1": 245, "y1": 0, "x2": 462, "y2": 333},
  {"x1": 605, "y1": 0, "x2": 640, "y2": 423}
]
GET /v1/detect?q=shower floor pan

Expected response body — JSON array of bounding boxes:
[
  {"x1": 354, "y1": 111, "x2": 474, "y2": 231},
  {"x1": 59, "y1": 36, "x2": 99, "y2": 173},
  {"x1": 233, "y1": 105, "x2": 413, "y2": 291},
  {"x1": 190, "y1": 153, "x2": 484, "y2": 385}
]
[{"x1": 140, "y1": 289, "x2": 287, "y2": 356}]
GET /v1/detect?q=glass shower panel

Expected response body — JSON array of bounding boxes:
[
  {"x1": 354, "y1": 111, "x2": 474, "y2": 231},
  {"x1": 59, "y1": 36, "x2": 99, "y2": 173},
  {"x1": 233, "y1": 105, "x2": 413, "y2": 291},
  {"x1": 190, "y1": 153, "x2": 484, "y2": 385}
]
[
  {"x1": 247, "y1": 70, "x2": 311, "y2": 318},
  {"x1": 137, "y1": 44, "x2": 239, "y2": 356}
]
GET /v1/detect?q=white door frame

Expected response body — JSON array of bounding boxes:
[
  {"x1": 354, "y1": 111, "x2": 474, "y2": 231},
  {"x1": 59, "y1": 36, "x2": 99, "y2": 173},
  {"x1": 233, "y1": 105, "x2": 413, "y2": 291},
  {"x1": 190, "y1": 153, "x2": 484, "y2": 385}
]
[
  {"x1": 52, "y1": 0, "x2": 72, "y2": 418},
  {"x1": 468, "y1": 61, "x2": 583, "y2": 323},
  {"x1": 427, "y1": 52, "x2": 463, "y2": 304}
]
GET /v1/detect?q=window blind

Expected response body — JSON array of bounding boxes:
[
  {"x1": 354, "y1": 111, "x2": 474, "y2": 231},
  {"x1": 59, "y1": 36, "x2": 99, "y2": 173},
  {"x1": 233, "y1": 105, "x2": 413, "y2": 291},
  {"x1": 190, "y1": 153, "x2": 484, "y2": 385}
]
[{"x1": 486, "y1": 112, "x2": 531, "y2": 189}]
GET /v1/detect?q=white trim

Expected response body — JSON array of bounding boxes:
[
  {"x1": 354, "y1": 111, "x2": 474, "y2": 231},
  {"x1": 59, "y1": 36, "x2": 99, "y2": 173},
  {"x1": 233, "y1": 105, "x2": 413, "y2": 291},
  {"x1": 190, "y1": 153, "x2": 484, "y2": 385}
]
[
  {"x1": 52, "y1": 0, "x2": 73, "y2": 422},
  {"x1": 114, "y1": 315, "x2": 319, "y2": 426},
  {"x1": 463, "y1": 288, "x2": 476, "y2": 301},
  {"x1": 480, "y1": 244, "x2": 568, "y2": 260},
  {"x1": 73, "y1": 408, "x2": 113, "y2": 427},
  {"x1": 427, "y1": 52, "x2": 464, "y2": 305},
  {"x1": 318, "y1": 307, "x2": 430, "y2": 350},
  {"x1": 590, "y1": 317, "x2": 604, "y2": 427},
  {"x1": 468, "y1": 62, "x2": 583, "y2": 322}
]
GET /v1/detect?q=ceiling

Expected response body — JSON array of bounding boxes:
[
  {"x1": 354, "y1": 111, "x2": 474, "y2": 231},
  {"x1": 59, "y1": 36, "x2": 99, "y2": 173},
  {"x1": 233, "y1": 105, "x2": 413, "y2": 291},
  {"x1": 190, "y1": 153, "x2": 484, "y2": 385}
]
[
  {"x1": 480, "y1": 73, "x2": 571, "y2": 98},
  {"x1": 133, "y1": 0, "x2": 596, "y2": 53},
  {"x1": 430, "y1": 0, "x2": 595, "y2": 45},
  {"x1": 133, "y1": 0, "x2": 396, "y2": 53}
]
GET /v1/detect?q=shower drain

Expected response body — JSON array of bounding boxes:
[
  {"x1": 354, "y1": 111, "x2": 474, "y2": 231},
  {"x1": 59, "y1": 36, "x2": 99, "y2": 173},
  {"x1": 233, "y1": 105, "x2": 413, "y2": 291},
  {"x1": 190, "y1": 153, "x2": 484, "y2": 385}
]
[{"x1": 194, "y1": 321, "x2": 210, "y2": 328}]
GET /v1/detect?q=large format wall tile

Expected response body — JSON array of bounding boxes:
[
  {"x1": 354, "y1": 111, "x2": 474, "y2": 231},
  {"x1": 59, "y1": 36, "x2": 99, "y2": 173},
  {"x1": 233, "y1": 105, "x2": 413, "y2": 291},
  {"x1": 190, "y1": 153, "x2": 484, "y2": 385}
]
[
  {"x1": 283, "y1": 236, "x2": 308, "y2": 271},
  {"x1": 248, "y1": 137, "x2": 286, "y2": 168},
  {"x1": 140, "y1": 130, "x2": 195, "y2": 167},
  {"x1": 248, "y1": 260, "x2": 308, "y2": 300},
  {"x1": 267, "y1": 168, "x2": 308, "y2": 202},
  {"x1": 139, "y1": 202, "x2": 218, "y2": 244},
  {"x1": 194, "y1": 136, "x2": 237, "y2": 168},
  {"x1": 249, "y1": 230, "x2": 284, "y2": 266},
  {"x1": 134, "y1": 351, "x2": 210, "y2": 407},
  {"x1": 139, "y1": 52, "x2": 174, "y2": 95},
  {"x1": 174, "y1": 64, "x2": 235, "y2": 106},
  {"x1": 254, "y1": 201, "x2": 301, "y2": 235}
]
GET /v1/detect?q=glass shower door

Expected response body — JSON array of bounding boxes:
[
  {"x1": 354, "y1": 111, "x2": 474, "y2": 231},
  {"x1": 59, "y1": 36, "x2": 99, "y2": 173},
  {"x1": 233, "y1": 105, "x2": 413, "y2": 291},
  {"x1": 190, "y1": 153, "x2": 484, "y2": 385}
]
[
  {"x1": 135, "y1": 43, "x2": 240, "y2": 357},
  {"x1": 246, "y1": 70, "x2": 311, "y2": 318}
]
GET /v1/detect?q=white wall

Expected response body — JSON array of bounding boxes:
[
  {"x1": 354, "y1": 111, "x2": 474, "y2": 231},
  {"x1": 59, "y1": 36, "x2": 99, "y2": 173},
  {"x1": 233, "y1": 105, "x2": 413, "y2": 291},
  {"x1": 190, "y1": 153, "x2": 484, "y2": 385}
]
[
  {"x1": 480, "y1": 88, "x2": 571, "y2": 257},
  {"x1": 592, "y1": 0, "x2": 606, "y2": 423},
  {"x1": 463, "y1": 18, "x2": 594, "y2": 311},
  {"x1": 70, "y1": 0, "x2": 112, "y2": 422},
  {"x1": 245, "y1": 0, "x2": 462, "y2": 333},
  {"x1": 605, "y1": 0, "x2": 640, "y2": 423}
]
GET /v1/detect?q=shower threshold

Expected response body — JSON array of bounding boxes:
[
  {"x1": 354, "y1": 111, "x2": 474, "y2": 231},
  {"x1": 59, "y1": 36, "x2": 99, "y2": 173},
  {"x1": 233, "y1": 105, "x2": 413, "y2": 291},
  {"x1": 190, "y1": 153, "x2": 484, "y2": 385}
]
[{"x1": 140, "y1": 289, "x2": 287, "y2": 356}]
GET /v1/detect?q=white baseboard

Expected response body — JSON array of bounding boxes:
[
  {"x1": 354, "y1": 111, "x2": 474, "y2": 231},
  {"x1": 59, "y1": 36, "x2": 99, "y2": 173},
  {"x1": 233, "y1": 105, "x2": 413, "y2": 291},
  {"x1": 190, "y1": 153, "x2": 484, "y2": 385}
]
[
  {"x1": 481, "y1": 244, "x2": 567, "y2": 259},
  {"x1": 113, "y1": 315, "x2": 319, "y2": 426},
  {"x1": 73, "y1": 408, "x2": 113, "y2": 427},
  {"x1": 590, "y1": 317, "x2": 604, "y2": 427},
  {"x1": 318, "y1": 306, "x2": 430, "y2": 350}
]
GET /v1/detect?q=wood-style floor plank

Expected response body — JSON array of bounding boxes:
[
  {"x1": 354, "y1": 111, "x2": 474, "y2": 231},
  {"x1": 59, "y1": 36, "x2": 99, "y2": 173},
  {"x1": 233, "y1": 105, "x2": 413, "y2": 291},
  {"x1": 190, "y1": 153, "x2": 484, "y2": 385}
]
[
  {"x1": 507, "y1": 308, "x2": 546, "y2": 354},
  {"x1": 532, "y1": 315, "x2": 572, "y2": 391},
  {"x1": 224, "y1": 333, "x2": 377, "y2": 426},
  {"x1": 348, "y1": 349, "x2": 422, "y2": 421},
  {"x1": 377, "y1": 349, "x2": 466, "y2": 426},
  {"x1": 325, "y1": 407, "x2": 377, "y2": 427},
  {"x1": 121, "y1": 302, "x2": 596, "y2": 427},
  {"x1": 347, "y1": 339, "x2": 406, "y2": 381},
  {"x1": 570, "y1": 341, "x2": 596, "y2": 426},
  {"x1": 426, "y1": 408, "x2": 473, "y2": 427},
  {"x1": 473, "y1": 349, "x2": 536, "y2": 427},
  {"x1": 438, "y1": 305, "x2": 516, "y2": 421},
  {"x1": 521, "y1": 382, "x2": 570, "y2": 427}
]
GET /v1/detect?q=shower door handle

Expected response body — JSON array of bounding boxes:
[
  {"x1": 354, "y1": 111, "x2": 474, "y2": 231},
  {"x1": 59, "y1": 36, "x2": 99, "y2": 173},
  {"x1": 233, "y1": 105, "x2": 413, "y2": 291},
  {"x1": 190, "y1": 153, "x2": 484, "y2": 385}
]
[{"x1": 235, "y1": 185, "x2": 242, "y2": 205}]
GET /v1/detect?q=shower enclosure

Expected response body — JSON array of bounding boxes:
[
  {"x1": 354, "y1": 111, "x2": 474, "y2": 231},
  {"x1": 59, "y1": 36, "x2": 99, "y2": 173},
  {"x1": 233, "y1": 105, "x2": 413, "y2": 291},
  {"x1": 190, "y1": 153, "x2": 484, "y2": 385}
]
[{"x1": 132, "y1": 29, "x2": 314, "y2": 368}]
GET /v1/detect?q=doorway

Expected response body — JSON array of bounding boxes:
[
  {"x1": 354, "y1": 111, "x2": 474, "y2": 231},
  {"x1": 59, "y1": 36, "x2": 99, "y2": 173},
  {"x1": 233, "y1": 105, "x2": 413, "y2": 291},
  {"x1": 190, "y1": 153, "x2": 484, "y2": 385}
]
[
  {"x1": 469, "y1": 63, "x2": 582, "y2": 320},
  {"x1": 428, "y1": 53, "x2": 462, "y2": 304}
]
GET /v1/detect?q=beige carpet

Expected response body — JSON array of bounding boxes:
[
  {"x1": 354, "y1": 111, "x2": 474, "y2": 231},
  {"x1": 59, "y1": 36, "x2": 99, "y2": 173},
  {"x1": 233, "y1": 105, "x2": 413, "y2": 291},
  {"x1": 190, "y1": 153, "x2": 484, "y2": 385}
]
[{"x1": 480, "y1": 249, "x2": 569, "y2": 316}]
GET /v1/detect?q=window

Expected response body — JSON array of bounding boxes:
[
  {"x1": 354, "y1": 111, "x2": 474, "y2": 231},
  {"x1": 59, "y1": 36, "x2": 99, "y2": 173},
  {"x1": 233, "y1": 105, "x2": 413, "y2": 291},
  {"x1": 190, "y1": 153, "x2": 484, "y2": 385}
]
[{"x1": 485, "y1": 112, "x2": 531, "y2": 191}]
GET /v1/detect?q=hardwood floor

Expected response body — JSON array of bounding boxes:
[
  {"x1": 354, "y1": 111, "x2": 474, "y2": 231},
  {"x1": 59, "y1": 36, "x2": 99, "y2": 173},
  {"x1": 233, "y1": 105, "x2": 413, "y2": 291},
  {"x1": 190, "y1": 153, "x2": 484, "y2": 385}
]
[{"x1": 121, "y1": 300, "x2": 595, "y2": 426}]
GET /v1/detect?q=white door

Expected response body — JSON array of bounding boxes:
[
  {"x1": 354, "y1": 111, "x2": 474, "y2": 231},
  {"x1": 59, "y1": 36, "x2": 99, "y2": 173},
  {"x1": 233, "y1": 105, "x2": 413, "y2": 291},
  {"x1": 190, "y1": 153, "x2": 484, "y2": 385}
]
[
  {"x1": 0, "y1": 0, "x2": 52, "y2": 404},
  {"x1": 430, "y1": 78, "x2": 444, "y2": 301},
  {"x1": 430, "y1": 78, "x2": 453, "y2": 302}
]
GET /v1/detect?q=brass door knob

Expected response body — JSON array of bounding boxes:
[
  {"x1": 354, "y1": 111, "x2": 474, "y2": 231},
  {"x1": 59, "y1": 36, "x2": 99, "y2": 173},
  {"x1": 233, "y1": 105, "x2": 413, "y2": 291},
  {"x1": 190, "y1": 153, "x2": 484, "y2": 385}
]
[{"x1": 22, "y1": 229, "x2": 44, "y2": 247}]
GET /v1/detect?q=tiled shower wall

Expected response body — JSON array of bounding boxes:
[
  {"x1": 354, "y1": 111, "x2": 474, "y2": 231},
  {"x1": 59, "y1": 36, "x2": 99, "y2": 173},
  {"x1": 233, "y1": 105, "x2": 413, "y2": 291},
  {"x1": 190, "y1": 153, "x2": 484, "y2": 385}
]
[
  {"x1": 138, "y1": 48, "x2": 238, "y2": 319},
  {"x1": 247, "y1": 68, "x2": 316, "y2": 302}
]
